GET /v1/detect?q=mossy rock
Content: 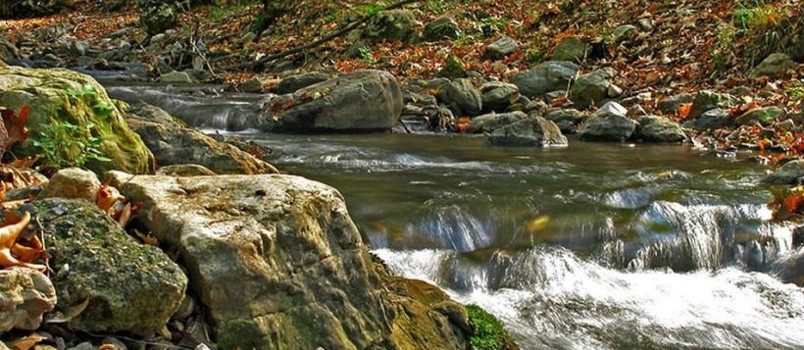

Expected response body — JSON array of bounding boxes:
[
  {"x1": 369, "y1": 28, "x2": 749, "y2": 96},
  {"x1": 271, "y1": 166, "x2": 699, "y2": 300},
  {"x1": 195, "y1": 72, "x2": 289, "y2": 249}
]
[
  {"x1": 0, "y1": 65, "x2": 154, "y2": 174},
  {"x1": 21, "y1": 198, "x2": 187, "y2": 336},
  {"x1": 466, "y1": 304, "x2": 519, "y2": 350}
]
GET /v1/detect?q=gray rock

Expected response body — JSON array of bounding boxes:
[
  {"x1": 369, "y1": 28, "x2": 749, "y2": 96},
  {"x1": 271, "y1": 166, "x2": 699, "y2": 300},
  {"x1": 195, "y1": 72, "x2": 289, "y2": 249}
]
[
  {"x1": 524, "y1": 100, "x2": 548, "y2": 114},
  {"x1": 635, "y1": 115, "x2": 686, "y2": 142},
  {"x1": 156, "y1": 164, "x2": 217, "y2": 176},
  {"x1": 28, "y1": 198, "x2": 187, "y2": 336},
  {"x1": 70, "y1": 40, "x2": 89, "y2": 57},
  {"x1": 685, "y1": 108, "x2": 731, "y2": 131},
  {"x1": 0, "y1": 268, "x2": 56, "y2": 333},
  {"x1": 438, "y1": 78, "x2": 482, "y2": 117},
  {"x1": 545, "y1": 108, "x2": 585, "y2": 134},
  {"x1": 488, "y1": 116, "x2": 568, "y2": 147},
  {"x1": 689, "y1": 90, "x2": 737, "y2": 119},
  {"x1": 485, "y1": 36, "x2": 519, "y2": 59},
  {"x1": 38, "y1": 167, "x2": 101, "y2": 201},
  {"x1": 773, "y1": 249, "x2": 803, "y2": 287},
  {"x1": 480, "y1": 82, "x2": 519, "y2": 113},
  {"x1": 735, "y1": 106, "x2": 784, "y2": 126},
  {"x1": 552, "y1": 37, "x2": 586, "y2": 62},
  {"x1": 613, "y1": 24, "x2": 638, "y2": 43},
  {"x1": 364, "y1": 10, "x2": 419, "y2": 42},
  {"x1": 570, "y1": 68, "x2": 615, "y2": 109},
  {"x1": 763, "y1": 159, "x2": 804, "y2": 185},
  {"x1": 512, "y1": 61, "x2": 580, "y2": 98},
  {"x1": 467, "y1": 111, "x2": 528, "y2": 133},
  {"x1": 138, "y1": 0, "x2": 177, "y2": 35},
  {"x1": 436, "y1": 55, "x2": 466, "y2": 79},
  {"x1": 275, "y1": 72, "x2": 329, "y2": 94},
  {"x1": 105, "y1": 172, "x2": 471, "y2": 350},
  {"x1": 239, "y1": 77, "x2": 265, "y2": 93},
  {"x1": 423, "y1": 16, "x2": 460, "y2": 41},
  {"x1": 637, "y1": 18, "x2": 654, "y2": 31},
  {"x1": 160, "y1": 71, "x2": 195, "y2": 84},
  {"x1": 752, "y1": 53, "x2": 795, "y2": 78},
  {"x1": 0, "y1": 34, "x2": 19, "y2": 63},
  {"x1": 657, "y1": 93, "x2": 694, "y2": 115},
  {"x1": 579, "y1": 102, "x2": 638, "y2": 141}
]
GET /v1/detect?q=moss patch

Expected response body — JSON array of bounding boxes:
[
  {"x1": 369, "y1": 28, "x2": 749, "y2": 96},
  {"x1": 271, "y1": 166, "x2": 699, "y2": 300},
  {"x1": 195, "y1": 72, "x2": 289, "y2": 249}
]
[{"x1": 466, "y1": 304, "x2": 518, "y2": 350}]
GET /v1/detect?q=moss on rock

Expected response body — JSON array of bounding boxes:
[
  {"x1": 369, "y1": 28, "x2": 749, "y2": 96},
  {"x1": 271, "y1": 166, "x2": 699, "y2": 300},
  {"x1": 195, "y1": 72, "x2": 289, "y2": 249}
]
[{"x1": 466, "y1": 304, "x2": 519, "y2": 350}]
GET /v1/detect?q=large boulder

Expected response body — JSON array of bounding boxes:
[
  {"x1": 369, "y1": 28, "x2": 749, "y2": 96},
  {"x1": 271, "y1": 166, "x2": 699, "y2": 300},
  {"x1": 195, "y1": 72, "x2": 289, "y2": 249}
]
[
  {"x1": 0, "y1": 268, "x2": 56, "y2": 333},
  {"x1": 578, "y1": 102, "x2": 638, "y2": 141},
  {"x1": 634, "y1": 115, "x2": 686, "y2": 142},
  {"x1": 261, "y1": 70, "x2": 403, "y2": 132},
  {"x1": 106, "y1": 172, "x2": 471, "y2": 350},
  {"x1": 0, "y1": 65, "x2": 154, "y2": 174},
  {"x1": 23, "y1": 198, "x2": 187, "y2": 336},
  {"x1": 488, "y1": 116, "x2": 568, "y2": 147},
  {"x1": 467, "y1": 111, "x2": 528, "y2": 134},
  {"x1": 570, "y1": 68, "x2": 615, "y2": 110},
  {"x1": 126, "y1": 104, "x2": 279, "y2": 174},
  {"x1": 275, "y1": 72, "x2": 329, "y2": 94},
  {"x1": 773, "y1": 249, "x2": 804, "y2": 287},
  {"x1": 438, "y1": 79, "x2": 482, "y2": 117},
  {"x1": 512, "y1": 61, "x2": 579, "y2": 98},
  {"x1": 364, "y1": 10, "x2": 419, "y2": 42}
]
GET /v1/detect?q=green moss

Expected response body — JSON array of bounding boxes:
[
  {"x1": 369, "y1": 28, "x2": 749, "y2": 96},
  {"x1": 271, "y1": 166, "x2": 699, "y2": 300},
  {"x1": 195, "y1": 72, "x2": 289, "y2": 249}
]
[{"x1": 465, "y1": 304, "x2": 518, "y2": 350}]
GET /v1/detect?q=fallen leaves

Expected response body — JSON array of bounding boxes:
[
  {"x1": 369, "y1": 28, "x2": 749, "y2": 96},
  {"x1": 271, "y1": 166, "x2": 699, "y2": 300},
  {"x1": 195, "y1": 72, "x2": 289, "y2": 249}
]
[
  {"x1": 0, "y1": 211, "x2": 47, "y2": 272},
  {"x1": 95, "y1": 184, "x2": 141, "y2": 228}
]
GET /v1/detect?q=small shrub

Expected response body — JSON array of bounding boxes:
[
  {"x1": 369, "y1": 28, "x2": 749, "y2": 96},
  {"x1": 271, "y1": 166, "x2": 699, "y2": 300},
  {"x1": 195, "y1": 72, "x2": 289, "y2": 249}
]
[{"x1": 33, "y1": 122, "x2": 111, "y2": 169}]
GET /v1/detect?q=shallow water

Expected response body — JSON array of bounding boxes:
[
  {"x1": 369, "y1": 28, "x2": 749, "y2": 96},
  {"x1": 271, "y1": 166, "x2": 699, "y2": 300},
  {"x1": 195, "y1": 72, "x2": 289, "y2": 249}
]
[{"x1": 232, "y1": 132, "x2": 803, "y2": 350}]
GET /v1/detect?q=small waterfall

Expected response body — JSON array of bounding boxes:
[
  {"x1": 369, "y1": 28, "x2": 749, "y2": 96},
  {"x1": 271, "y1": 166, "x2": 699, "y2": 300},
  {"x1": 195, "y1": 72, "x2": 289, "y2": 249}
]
[{"x1": 416, "y1": 205, "x2": 493, "y2": 252}]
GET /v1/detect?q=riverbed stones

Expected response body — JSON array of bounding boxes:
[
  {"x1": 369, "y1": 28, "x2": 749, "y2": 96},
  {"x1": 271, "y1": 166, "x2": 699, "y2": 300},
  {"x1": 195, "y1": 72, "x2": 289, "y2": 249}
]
[
  {"x1": 0, "y1": 267, "x2": 57, "y2": 333},
  {"x1": 25, "y1": 198, "x2": 187, "y2": 336},
  {"x1": 735, "y1": 106, "x2": 784, "y2": 126},
  {"x1": 38, "y1": 167, "x2": 101, "y2": 201},
  {"x1": 512, "y1": 61, "x2": 579, "y2": 98},
  {"x1": 570, "y1": 68, "x2": 615, "y2": 109},
  {"x1": 275, "y1": 72, "x2": 329, "y2": 94},
  {"x1": 467, "y1": 111, "x2": 528, "y2": 133},
  {"x1": 481, "y1": 82, "x2": 519, "y2": 113},
  {"x1": 552, "y1": 37, "x2": 586, "y2": 62},
  {"x1": 262, "y1": 70, "x2": 403, "y2": 132},
  {"x1": 579, "y1": 102, "x2": 637, "y2": 141},
  {"x1": 436, "y1": 56, "x2": 466, "y2": 79},
  {"x1": 657, "y1": 93, "x2": 694, "y2": 115},
  {"x1": 486, "y1": 36, "x2": 519, "y2": 59},
  {"x1": 634, "y1": 115, "x2": 686, "y2": 142},
  {"x1": 364, "y1": 10, "x2": 419, "y2": 42},
  {"x1": 685, "y1": 108, "x2": 730, "y2": 131},
  {"x1": 763, "y1": 159, "x2": 804, "y2": 185},
  {"x1": 138, "y1": 0, "x2": 177, "y2": 35},
  {"x1": 689, "y1": 90, "x2": 737, "y2": 120},
  {"x1": 752, "y1": 53, "x2": 795, "y2": 79},
  {"x1": 106, "y1": 172, "x2": 470, "y2": 350},
  {"x1": 488, "y1": 116, "x2": 567, "y2": 147},
  {"x1": 160, "y1": 71, "x2": 195, "y2": 84},
  {"x1": 424, "y1": 16, "x2": 460, "y2": 41},
  {"x1": 438, "y1": 78, "x2": 482, "y2": 117},
  {"x1": 545, "y1": 108, "x2": 585, "y2": 133},
  {"x1": 0, "y1": 65, "x2": 154, "y2": 174}
]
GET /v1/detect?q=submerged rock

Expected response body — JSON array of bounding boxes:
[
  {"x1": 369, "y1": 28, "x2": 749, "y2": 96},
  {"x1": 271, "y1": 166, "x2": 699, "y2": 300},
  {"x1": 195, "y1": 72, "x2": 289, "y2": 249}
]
[
  {"x1": 25, "y1": 198, "x2": 187, "y2": 336},
  {"x1": 0, "y1": 65, "x2": 154, "y2": 174},
  {"x1": 262, "y1": 70, "x2": 402, "y2": 132},
  {"x1": 488, "y1": 116, "x2": 568, "y2": 147},
  {"x1": 512, "y1": 61, "x2": 579, "y2": 98},
  {"x1": 106, "y1": 172, "x2": 472, "y2": 350},
  {"x1": 0, "y1": 267, "x2": 56, "y2": 333}
]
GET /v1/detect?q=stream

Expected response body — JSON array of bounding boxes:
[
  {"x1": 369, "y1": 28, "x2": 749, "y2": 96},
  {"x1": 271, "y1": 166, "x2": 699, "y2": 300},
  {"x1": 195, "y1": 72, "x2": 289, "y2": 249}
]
[{"x1": 103, "y1": 82, "x2": 804, "y2": 350}]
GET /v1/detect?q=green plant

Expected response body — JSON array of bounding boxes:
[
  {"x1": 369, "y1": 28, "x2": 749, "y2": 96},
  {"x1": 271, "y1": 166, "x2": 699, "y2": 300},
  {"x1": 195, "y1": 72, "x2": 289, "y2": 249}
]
[
  {"x1": 32, "y1": 122, "x2": 110, "y2": 169},
  {"x1": 65, "y1": 84, "x2": 114, "y2": 119},
  {"x1": 465, "y1": 304, "x2": 518, "y2": 350},
  {"x1": 358, "y1": 46, "x2": 375, "y2": 64},
  {"x1": 527, "y1": 49, "x2": 545, "y2": 64}
]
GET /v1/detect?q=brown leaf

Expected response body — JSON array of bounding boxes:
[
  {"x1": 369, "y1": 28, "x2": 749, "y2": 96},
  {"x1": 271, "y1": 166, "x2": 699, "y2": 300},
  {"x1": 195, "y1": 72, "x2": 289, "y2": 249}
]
[
  {"x1": 9, "y1": 333, "x2": 49, "y2": 350},
  {"x1": 1, "y1": 105, "x2": 30, "y2": 147}
]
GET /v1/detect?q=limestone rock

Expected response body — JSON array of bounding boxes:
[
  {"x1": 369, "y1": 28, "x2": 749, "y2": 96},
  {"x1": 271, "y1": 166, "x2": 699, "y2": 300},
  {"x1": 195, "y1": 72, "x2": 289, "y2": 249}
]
[
  {"x1": 684, "y1": 108, "x2": 730, "y2": 131},
  {"x1": 262, "y1": 70, "x2": 402, "y2": 132},
  {"x1": 512, "y1": 61, "x2": 579, "y2": 98},
  {"x1": 689, "y1": 90, "x2": 737, "y2": 120},
  {"x1": 488, "y1": 116, "x2": 567, "y2": 147},
  {"x1": 106, "y1": 172, "x2": 470, "y2": 350},
  {"x1": 735, "y1": 106, "x2": 784, "y2": 126},
  {"x1": 38, "y1": 168, "x2": 101, "y2": 201},
  {"x1": 436, "y1": 56, "x2": 466, "y2": 79},
  {"x1": 160, "y1": 71, "x2": 195, "y2": 84},
  {"x1": 156, "y1": 164, "x2": 217, "y2": 176},
  {"x1": 0, "y1": 267, "x2": 56, "y2": 333},
  {"x1": 26, "y1": 198, "x2": 187, "y2": 336},
  {"x1": 657, "y1": 93, "x2": 694, "y2": 115},
  {"x1": 579, "y1": 102, "x2": 637, "y2": 141},
  {"x1": 0, "y1": 65, "x2": 154, "y2": 174}
]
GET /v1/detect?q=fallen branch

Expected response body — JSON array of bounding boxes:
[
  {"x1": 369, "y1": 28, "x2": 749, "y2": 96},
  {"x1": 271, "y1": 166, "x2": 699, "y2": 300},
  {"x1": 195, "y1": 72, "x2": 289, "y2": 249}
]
[{"x1": 226, "y1": 0, "x2": 424, "y2": 71}]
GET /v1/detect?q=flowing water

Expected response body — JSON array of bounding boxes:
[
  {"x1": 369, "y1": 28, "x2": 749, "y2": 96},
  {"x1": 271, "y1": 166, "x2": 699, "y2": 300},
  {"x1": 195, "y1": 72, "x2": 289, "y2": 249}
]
[
  {"x1": 99, "y1": 81, "x2": 803, "y2": 349},
  {"x1": 241, "y1": 133, "x2": 804, "y2": 350}
]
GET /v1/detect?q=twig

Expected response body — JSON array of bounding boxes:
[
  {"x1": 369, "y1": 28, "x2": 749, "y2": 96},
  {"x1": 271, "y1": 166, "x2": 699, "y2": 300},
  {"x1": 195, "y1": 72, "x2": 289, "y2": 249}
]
[{"x1": 226, "y1": 0, "x2": 424, "y2": 71}]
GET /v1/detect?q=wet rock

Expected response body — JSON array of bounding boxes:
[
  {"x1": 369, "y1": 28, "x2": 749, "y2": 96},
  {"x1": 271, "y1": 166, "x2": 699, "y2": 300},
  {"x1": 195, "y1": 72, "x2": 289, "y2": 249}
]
[
  {"x1": 480, "y1": 82, "x2": 519, "y2": 113},
  {"x1": 38, "y1": 167, "x2": 101, "y2": 201},
  {"x1": 552, "y1": 37, "x2": 586, "y2": 62},
  {"x1": 684, "y1": 108, "x2": 730, "y2": 131},
  {"x1": 126, "y1": 106, "x2": 279, "y2": 175},
  {"x1": 156, "y1": 164, "x2": 216, "y2": 176},
  {"x1": 106, "y1": 172, "x2": 471, "y2": 350},
  {"x1": 735, "y1": 106, "x2": 784, "y2": 126},
  {"x1": 364, "y1": 10, "x2": 419, "y2": 42},
  {"x1": 763, "y1": 159, "x2": 804, "y2": 185},
  {"x1": 467, "y1": 111, "x2": 528, "y2": 133},
  {"x1": 657, "y1": 93, "x2": 694, "y2": 115},
  {"x1": 160, "y1": 71, "x2": 195, "y2": 84},
  {"x1": 512, "y1": 61, "x2": 579, "y2": 98},
  {"x1": 138, "y1": 0, "x2": 177, "y2": 35},
  {"x1": 275, "y1": 72, "x2": 329, "y2": 94},
  {"x1": 570, "y1": 68, "x2": 616, "y2": 109},
  {"x1": 423, "y1": 16, "x2": 460, "y2": 41},
  {"x1": 485, "y1": 36, "x2": 519, "y2": 60},
  {"x1": 488, "y1": 116, "x2": 567, "y2": 147},
  {"x1": 613, "y1": 24, "x2": 638, "y2": 43},
  {"x1": 773, "y1": 249, "x2": 803, "y2": 287},
  {"x1": 689, "y1": 90, "x2": 737, "y2": 120},
  {"x1": 752, "y1": 53, "x2": 795, "y2": 78},
  {"x1": 25, "y1": 198, "x2": 187, "y2": 336},
  {"x1": 634, "y1": 115, "x2": 686, "y2": 142},
  {"x1": 545, "y1": 108, "x2": 585, "y2": 134},
  {"x1": 0, "y1": 34, "x2": 19, "y2": 63},
  {"x1": 438, "y1": 78, "x2": 482, "y2": 117},
  {"x1": 0, "y1": 65, "x2": 154, "y2": 174},
  {"x1": 579, "y1": 102, "x2": 637, "y2": 141},
  {"x1": 436, "y1": 55, "x2": 466, "y2": 79},
  {"x1": 0, "y1": 267, "x2": 57, "y2": 333},
  {"x1": 262, "y1": 70, "x2": 402, "y2": 132}
]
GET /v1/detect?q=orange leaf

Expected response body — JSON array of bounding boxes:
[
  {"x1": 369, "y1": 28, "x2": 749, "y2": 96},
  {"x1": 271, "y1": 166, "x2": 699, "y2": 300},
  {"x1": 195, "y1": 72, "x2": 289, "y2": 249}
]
[
  {"x1": 678, "y1": 103, "x2": 692, "y2": 118},
  {"x1": 1, "y1": 105, "x2": 31, "y2": 147}
]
